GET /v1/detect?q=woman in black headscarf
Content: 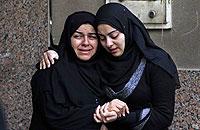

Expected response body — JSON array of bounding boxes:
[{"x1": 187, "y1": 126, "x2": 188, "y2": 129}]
[
  {"x1": 29, "y1": 11, "x2": 106, "y2": 130},
  {"x1": 93, "y1": 3, "x2": 180, "y2": 130}
]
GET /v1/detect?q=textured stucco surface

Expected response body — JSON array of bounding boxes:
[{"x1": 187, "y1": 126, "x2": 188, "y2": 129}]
[
  {"x1": 0, "y1": 0, "x2": 199, "y2": 130},
  {"x1": 170, "y1": 70, "x2": 200, "y2": 130},
  {"x1": 0, "y1": 0, "x2": 48, "y2": 129}
]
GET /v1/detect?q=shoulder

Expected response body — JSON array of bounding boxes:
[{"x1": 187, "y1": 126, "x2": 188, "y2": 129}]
[
  {"x1": 144, "y1": 60, "x2": 176, "y2": 93},
  {"x1": 31, "y1": 69, "x2": 51, "y2": 83},
  {"x1": 146, "y1": 60, "x2": 172, "y2": 76},
  {"x1": 31, "y1": 67, "x2": 54, "y2": 93},
  {"x1": 145, "y1": 60, "x2": 175, "y2": 83}
]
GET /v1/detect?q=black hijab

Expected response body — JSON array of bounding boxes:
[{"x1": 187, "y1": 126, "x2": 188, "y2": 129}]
[
  {"x1": 95, "y1": 3, "x2": 180, "y2": 90},
  {"x1": 31, "y1": 11, "x2": 105, "y2": 129},
  {"x1": 50, "y1": 11, "x2": 105, "y2": 104}
]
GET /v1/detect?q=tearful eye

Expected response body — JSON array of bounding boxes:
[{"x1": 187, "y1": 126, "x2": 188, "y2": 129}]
[
  {"x1": 88, "y1": 34, "x2": 97, "y2": 40},
  {"x1": 73, "y1": 34, "x2": 83, "y2": 39}
]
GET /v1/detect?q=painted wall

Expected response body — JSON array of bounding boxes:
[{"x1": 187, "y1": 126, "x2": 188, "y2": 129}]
[
  {"x1": 51, "y1": 0, "x2": 200, "y2": 69},
  {"x1": 0, "y1": 0, "x2": 199, "y2": 129}
]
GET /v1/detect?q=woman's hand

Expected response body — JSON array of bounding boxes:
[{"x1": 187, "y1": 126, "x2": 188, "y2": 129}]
[
  {"x1": 107, "y1": 99, "x2": 129, "y2": 117},
  {"x1": 40, "y1": 50, "x2": 59, "y2": 69},
  {"x1": 94, "y1": 105, "x2": 102, "y2": 123},
  {"x1": 94, "y1": 103, "x2": 118, "y2": 123}
]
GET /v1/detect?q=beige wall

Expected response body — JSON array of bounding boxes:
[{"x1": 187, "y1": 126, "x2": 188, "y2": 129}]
[
  {"x1": 51, "y1": 0, "x2": 200, "y2": 69},
  {"x1": 51, "y1": 0, "x2": 104, "y2": 46}
]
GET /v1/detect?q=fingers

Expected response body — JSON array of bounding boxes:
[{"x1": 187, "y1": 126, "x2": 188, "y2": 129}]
[
  {"x1": 93, "y1": 113, "x2": 101, "y2": 123},
  {"x1": 99, "y1": 103, "x2": 108, "y2": 121},
  {"x1": 100, "y1": 103, "x2": 108, "y2": 115},
  {"x1": 122, "y1": 106, "x2": 126, "y2": 117},
  {"x1": 94, "y1": 101, "x2": 126, "y2": 124},
  {"x1": 99, "y1": 103, "x2": 118, "y2": 123},
  {"x1": 49, "y1": 55, "x2": 55, "y2": 65},
  {"x1": 51, "y1": 50, "x2": 59, "y2": 59},
  {"x1": 94, "y1": 105, "x2": 102, "y2": 123},
  {"x1": 39, "y1": 50, "x2": 59, "y2": 69},
  {"x1": 125, "y1": 103, "x2": 130, "y2": 114},
  {"x1": 40, "y1": 57, "x2": 46, "y2": 69},
  {"x1": 108, "y1": 105, "x2": 122, "y2": 117},
  {"x1": 108, "y1": 99, "x2": 129, "y2": 117},
  {"x1": 48, "y1": 50, "x2": 59, "y2": 65},
  {"x1": 44, "y1": 52, "x2": 51, "y2": 68},
  {"x1": 108, "y1": 106, "x2": 120, "y2": 113},
  {"x1": 105, "y1": 112, "x2": 117, "y2": 123},
  {"x1": 103, "y1": 111, "x2": 118, "y2": 123},
  {"x1": 39, "y1": 59, "x2": 43, "y2": 69}
]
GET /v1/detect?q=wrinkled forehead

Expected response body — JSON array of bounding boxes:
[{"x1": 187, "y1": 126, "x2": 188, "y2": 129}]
[
  {"x1": 69, "y1": 22, "x2": 96, "y2": 37},
  {"x1": 75, "y1": 24, "x2": 96, "y2": 34}
]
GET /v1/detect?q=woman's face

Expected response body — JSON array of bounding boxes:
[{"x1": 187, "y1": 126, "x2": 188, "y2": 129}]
[
  {"x1": 97, "y1": 24, "x2": 125, "y2": 57},
  {"x1": 71, "y1": 24, "x2": 98, "y2": 61}
]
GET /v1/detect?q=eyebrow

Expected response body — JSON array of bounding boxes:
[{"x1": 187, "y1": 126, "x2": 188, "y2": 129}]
[
  {"x1": 98, "y1": 30, "x2": 118, "y2": 36},
  {"x1": 107, "y1": 30, "x2": 118, "y2": 35},
  {"x1": 75, "y1": 31, "x2": 96, "y2": 35}
]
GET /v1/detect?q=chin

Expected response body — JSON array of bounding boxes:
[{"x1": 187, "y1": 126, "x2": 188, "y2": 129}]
[
  {"x1": 78, "y1": 56, "x2": 93, "y2": 61},
  {"x1": 112, "y1": 52, "x2": 122, "y2": 57}
]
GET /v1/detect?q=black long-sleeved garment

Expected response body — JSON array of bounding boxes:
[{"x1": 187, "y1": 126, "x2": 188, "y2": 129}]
[
  {"x1": 132, "y1": 61, "x2": 175, "y2": 130},
  {"x1": 106, "y1": 61, "x2": 176, "y2": 130},
  {"x1": 29, "y1": 11, "x2": 105, "y2": 130},
  {"x1": 95, "y1": 3, "x2": 178, "y2": 130},
  {"x1": 29, "y1": 68, "x2": 102, "y2": 130}
]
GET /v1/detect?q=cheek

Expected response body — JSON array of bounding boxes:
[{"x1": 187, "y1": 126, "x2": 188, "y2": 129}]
[
  {"x1": 71, "y1": 40, "x2": 80, "y2": 50},
  {"x1": 71, "y1": 39, "x2": 82, "y2": 48},
  {"x1": 121, "y1": 41, "x2": 125, "y2": 50},
  {"x1": 94, "y1": 43, "x2": 98, "y2": 50},
  {"x1": 119, "y1": 37, "x2": 125, "y2": 50}
]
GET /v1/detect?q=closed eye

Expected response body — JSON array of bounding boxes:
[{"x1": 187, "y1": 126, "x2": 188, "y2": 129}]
[
  {"x1": 109, "y1": 31, "x2": 119, "y2": 39},
  {"x1": 88, "y1": 34, "x2": 97, "y2": 40}
]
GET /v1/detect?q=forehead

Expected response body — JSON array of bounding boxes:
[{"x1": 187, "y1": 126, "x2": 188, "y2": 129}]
[
  {"x1": 76, "y1": 24, "x2": 95, "y2": 33},
  {"x1": 97, "y1": 24, "x2": 116, "y2": 34}
]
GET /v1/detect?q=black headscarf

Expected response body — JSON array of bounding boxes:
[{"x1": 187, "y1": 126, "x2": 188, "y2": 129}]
[
  {"x1": 95, "y1": 3, "x2": 180, "y2": 90},
  {"x1": 31, "y1": 11, "x2": 105, "y2": 129},
  {"x1": 50, "y1": 11, "x2": 105, "y2": 104}
]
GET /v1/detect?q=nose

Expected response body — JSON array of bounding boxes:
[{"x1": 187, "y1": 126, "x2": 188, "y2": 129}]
[
  {"x1": 82, "y1": 36, "x2": 89, "y2": 46},
  {"x1": 106, "y1": 37, "x2": 113, "y2": 48}
]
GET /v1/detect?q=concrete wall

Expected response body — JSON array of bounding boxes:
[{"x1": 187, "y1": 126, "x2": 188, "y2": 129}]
[
  {"x1": 149, "y1": 0, "x2": 200, "y2": 69},
  {"x1": 0, "y1": 0, "x2": 199, "y2": 129},
  {"x1": 51, "y1": 0, "x2": 200, "y2": 69}
]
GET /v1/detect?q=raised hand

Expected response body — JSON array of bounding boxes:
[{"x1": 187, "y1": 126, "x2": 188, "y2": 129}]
[{"x1": 40, "y1": 50, "x2": 59, "y2": 69}]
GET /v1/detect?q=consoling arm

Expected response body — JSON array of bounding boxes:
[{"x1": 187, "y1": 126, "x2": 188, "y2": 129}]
[{"x1": 40, "y1": 50, "x2": 59, "y2": 69}]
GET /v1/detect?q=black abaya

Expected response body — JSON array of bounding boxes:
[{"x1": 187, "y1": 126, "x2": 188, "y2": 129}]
[{"x1": 29, "y1": 11, "x2": 105, "y2": 130}]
